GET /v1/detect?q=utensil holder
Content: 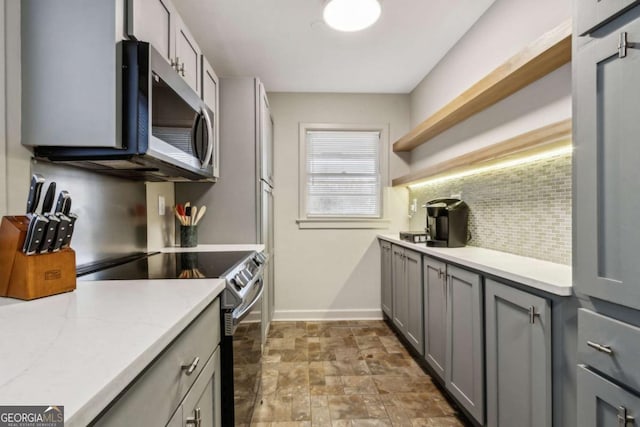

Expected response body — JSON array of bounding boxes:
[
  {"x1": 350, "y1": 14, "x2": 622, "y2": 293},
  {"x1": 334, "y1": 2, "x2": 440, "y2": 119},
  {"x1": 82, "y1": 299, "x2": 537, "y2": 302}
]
[
  {"x1": 180, "y1": 225, "x2": 198, "y2": 248},
  {"x1": 0, "y1": 215, "x2": 76, "y2": 300}
]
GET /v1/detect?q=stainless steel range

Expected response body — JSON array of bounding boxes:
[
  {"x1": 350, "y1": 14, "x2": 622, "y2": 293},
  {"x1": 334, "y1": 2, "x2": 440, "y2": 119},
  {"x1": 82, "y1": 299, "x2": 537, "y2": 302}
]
[{"x1": 79, "y1": 249, "x2": 267, "y2": 426}]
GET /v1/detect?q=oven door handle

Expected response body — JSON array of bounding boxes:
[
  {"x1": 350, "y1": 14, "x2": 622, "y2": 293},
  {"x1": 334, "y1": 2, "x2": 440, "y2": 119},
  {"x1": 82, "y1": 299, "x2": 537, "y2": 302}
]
[{"x1": 232, "y1": 279, "x2": 264, "y2": 327}]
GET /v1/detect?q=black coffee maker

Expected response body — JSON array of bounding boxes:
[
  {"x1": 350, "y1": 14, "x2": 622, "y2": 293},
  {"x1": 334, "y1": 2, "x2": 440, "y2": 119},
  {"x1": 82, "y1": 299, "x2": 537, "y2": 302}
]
[{"x1": 425, "y1": 198, "x2": 469, "y2": 247}]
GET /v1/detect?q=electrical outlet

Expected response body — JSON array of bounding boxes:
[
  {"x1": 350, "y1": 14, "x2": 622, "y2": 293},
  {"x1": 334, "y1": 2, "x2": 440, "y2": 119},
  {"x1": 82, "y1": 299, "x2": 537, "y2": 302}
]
[{"x1": 158, "y1": 195, "x2": 165, "y2": 216}]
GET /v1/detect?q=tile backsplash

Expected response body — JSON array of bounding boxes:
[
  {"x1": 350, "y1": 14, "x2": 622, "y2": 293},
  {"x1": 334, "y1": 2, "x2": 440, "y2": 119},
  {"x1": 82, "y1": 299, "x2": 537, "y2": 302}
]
[{"x1": 408, "y1": 153, "x2": 572, "y2": 265}]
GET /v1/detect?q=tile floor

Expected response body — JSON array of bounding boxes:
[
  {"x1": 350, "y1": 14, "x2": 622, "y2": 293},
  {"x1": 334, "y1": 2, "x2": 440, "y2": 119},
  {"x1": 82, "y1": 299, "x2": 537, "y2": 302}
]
[{"x1": 248, "y1": 320, "x2": 468, "y2": 427}]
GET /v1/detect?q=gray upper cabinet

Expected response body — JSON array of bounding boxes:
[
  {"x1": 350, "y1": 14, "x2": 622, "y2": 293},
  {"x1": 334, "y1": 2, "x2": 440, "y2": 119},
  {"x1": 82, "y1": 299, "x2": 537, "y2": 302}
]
[
  {"x1": 174, "y1": 16, "x2": 202, "y2": 93},
  {"x1": 127, "y1": 0, "x2": 202, "y2": 92},
  {"x1": 577, "y1": 365, "x2": 640, "y2": 427},
  {"x1": 446, "y1": 265, "x2": 484, "y2": 423},
  {"x1": 380, "y1": 240, "x2": 393, "y2": 318},
  {"x1": 485, "y1": 279, "x2": 551, "y2": 427},
  {"x1": 202, "y1": 57, "x2": 219, "y2": 112},
  {"x1": 259, "y1": 83, "x2": 274, "y2": 185},
  {"x1": 202, "y1": 56, "x2": 220, "y2": 177},
  {"x1": 391, "y1": 245, "x2": 423, "y2": 354},
  {"x1": 21, "y1": 0, "x2": 124, "y2": 148},
  {"x1": 423, "y1": 256, "x2": 447, "y2": 381},
  {"x1": 577, "y1": 0, "x2": 640, "y2": 35},
  {"x1": 574, "y1": 15, "x2": 640, "y2": 310},
  {"x1": 127, "y1": 0, "x2": 175, "y2": 62}
]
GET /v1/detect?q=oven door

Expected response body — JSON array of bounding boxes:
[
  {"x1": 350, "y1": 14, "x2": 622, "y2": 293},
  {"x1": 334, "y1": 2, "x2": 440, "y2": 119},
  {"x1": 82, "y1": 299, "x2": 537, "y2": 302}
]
[
  {"x1": 146, "y1": 44, "x2": 214, "y2": 178},
  {"x1": 221, "y1": 277, "x2": 264, "y2": 426}
]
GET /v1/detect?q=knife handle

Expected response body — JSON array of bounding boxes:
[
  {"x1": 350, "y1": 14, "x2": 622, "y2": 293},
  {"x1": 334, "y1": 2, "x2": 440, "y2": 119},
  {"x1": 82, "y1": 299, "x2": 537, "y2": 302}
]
[
  {"x1": 41, "y1": 182, "x2": 57, "y2": 214},
  {"x1": 51, "y1": 213, "x2": 70, "y2": 252},
  {"x1": 24, "y1": 215, "x2": 49, "y2": 255},
  {"x1": 26, "y1": 174, "x2": 45, "y2": 215},
  {"x1": 55, "y1": 191, "x2": 70, "y2": 214},
  {"x1": 40, "y1": 214, "x2": 61, "y2": 253},
  {"x1": 61, "y1": 213, "x2": 77, "y2": 249}
]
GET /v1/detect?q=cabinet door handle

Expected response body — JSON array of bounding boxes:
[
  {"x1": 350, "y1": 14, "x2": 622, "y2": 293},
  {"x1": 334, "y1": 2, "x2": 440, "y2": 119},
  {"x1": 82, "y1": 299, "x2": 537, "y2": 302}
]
[
  {"x1": 528, "y1": 306, "x2": 540, "y2": 324},
  {"x1": 444, "y1": 274, "x2": 449, "y2": 308},
  {"x1": 587, "y1": 340, "x2": 614, "y2": 355},
  {"x1": 178, "y1": 62, "x2": 186, "y2": 77},
  {"x1": 171, "y1": 57, "x2": 180, "y2": 69},
  {"x1": 617, "y1": 406, "x2": 634, "y2": 427},
  {"x1": 181, "y1": 356, "x2": 200, "y2": 375},
  {"x1": 186, "y1": 408, "x2": 202, "y2": 427},
  {"x1": 618, "y1": 32, "x2": 638, "y2": 58}
]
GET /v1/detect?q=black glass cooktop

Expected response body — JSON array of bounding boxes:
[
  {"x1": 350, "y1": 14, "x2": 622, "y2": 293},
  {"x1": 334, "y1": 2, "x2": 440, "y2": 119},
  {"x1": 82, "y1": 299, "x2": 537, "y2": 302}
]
[{"x1": 79, "y1": 251, "x2": 253, "y2": 281}]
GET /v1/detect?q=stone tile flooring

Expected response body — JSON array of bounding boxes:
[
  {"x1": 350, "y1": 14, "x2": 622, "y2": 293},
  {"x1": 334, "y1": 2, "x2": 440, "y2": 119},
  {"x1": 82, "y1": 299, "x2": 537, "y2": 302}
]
[{"x1": 248, "y1": 320, "x2": 468, "y2": 427}]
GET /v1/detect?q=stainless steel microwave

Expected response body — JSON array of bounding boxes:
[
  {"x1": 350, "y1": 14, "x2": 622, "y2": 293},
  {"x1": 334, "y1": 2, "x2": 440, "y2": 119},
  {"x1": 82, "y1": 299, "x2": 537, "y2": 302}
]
[{"x1": 35, "y1": 41, "x2": 218, "y2": 182}]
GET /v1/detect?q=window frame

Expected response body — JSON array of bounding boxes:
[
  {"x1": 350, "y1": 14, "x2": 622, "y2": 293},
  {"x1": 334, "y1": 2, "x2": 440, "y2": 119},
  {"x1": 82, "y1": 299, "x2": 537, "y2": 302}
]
[{"x1": 297, "y1": 122, "x2": 390, "y2": 229}]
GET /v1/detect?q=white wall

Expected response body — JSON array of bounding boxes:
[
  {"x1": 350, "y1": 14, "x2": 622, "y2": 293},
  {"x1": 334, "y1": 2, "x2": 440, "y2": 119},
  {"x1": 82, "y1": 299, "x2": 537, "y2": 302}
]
[
  {"x1": 409, "y1": 0, "x2": 572, "y2": 172},
  {"x1": 269, "y1": 92, "x2": 410, "y2": 320}
]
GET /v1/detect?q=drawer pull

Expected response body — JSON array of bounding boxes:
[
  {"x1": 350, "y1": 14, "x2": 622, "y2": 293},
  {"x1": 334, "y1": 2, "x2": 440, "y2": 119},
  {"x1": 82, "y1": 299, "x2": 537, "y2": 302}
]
[
  {"x1": 587, "y1": 340, "x2": 614, "y2": 355},
  {"x1": 617, "y1": 406, "x2": 634, "y2": 427},
  {"x1": 186, "y1": 408, "x2": 202, "y2": 427},
  {"x1": 181, "y1": 356, "x2": 200, "y2": 375},
  {"x1": 529, "y1": 306, "x2": 540, "y2": 324}
]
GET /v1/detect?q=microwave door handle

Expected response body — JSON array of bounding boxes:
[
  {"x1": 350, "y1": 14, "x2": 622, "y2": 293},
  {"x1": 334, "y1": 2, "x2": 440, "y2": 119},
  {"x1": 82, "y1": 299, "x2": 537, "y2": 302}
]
[{"x1": 201, "y1": 107, "x2": 214, "y2": 169}]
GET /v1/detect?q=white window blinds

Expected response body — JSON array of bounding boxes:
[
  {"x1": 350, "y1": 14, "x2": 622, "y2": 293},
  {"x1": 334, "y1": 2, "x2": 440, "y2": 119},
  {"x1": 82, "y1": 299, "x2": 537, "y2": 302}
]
[{"x1": 305, "y1": 130, "x2": 381, "y2": 217}]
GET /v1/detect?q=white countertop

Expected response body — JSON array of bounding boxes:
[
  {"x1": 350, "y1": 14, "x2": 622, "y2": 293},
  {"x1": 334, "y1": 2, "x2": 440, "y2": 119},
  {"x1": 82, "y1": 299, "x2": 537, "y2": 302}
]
[
  {"x1": 378, "y1": 234, "x2": 572, "y2": 296},
  {"x1": 0, "y1": 278, "x2": 225, "y2": 426}
]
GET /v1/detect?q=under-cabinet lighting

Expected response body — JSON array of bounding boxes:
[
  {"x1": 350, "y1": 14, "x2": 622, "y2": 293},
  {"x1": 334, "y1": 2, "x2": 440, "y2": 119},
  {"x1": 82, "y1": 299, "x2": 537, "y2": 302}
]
[
  {"x1": 408, "y1": 144, "x2": 573, "y2": 189},
  {"x1": 323, "y1": 0, "x2": 381, "y2": 32}
]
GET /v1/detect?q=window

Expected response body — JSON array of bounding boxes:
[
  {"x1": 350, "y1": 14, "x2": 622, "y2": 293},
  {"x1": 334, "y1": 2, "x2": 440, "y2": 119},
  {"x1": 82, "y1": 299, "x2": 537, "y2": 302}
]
[{"x1": 298, "y1": 123, "x2": 389, "y2": 229}]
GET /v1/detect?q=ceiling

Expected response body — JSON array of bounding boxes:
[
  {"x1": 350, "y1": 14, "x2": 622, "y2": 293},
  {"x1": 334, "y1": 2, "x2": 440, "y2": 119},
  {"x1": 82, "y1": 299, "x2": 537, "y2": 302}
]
[{"x1": 172, "y1": 0, "x2": 495, "y2": 93}]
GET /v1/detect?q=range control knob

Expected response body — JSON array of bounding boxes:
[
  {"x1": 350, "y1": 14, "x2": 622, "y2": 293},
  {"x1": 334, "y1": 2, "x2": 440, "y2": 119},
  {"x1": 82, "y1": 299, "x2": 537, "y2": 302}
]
[
  {"x1": 234, "y1": 271, "x2": 249, "y2": 287},
  {"x1": 254, "y1": 252, "x2": 266, "y2": 264}
]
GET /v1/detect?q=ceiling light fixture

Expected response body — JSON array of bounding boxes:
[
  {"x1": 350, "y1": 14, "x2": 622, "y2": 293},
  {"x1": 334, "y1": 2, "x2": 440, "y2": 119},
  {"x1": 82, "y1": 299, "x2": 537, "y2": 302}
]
[{"x1": 323, "y1": 0, "x2": 382, "y2": 32}]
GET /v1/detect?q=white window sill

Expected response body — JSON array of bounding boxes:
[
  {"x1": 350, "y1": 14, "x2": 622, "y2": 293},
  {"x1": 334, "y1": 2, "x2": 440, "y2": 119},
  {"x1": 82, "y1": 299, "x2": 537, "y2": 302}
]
[{"x1": 296, "y1": 218, "x2": 391, "y2": 229}]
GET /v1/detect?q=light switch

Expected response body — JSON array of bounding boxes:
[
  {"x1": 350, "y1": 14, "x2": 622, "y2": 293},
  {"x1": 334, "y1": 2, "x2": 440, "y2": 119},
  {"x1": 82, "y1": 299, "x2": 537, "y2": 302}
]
[{"x1": 158, "y1": 196, "x2": 165, "y2": 216}]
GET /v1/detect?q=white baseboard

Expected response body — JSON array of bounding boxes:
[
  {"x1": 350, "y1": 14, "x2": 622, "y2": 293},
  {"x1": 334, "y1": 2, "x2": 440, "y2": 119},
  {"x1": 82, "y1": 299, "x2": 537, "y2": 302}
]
[{"x1": 273, "y1": 309, "x2": 383, "y2": 321}]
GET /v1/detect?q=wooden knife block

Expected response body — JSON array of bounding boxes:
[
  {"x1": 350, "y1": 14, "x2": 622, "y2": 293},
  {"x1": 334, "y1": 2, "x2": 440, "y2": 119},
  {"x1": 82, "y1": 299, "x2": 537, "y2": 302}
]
[{"x1": 0, "y1": 215, "x2": 76, "y2": 300}]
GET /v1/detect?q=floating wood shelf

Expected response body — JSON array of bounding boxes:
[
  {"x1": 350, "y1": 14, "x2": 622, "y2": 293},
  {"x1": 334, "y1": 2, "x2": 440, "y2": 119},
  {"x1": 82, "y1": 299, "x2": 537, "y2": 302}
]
[
  {"x1": 393, "y1": 19, "x2": 572, "y2": 152},
  {"x1": 392, "y1": 119, "x2": 572, "y2": 187}
]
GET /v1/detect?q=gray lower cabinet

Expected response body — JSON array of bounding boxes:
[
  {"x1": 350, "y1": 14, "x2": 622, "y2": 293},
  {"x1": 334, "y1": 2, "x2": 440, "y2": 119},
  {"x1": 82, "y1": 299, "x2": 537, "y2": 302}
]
[
  {"x1": 391, "y1": 245, "x2": 423, "y2": 354},
  {"x1": 485, "y1": 279, "x2": 551, "y2": 427},
  {"x1": 94, "y1": 299, "x2": 221, "y2": 426},
  {"x1": 423, "y1": 257, "x2": 484, "y2": 423},
  {"x1": 423, "y1": 256, "x2": 447, "y2": 380},
  {"x1": 446, "y1": 265, "x2": 484, "y2": 423},
  {"x1": 380, "y1": 240, "x2": 393, "y2": 318},
  {"x1": 392, "y1": 245, "x2": 407, "y2": 331},
  {"x1": 577, "y1": 365, "x2": 640, "y2": 427},
  {"x1": 168, "y1": 349, "x2": 221, "y2": 427},
  {"x1": 574, "y1": 13, "x2": 640, "y2": 311}
]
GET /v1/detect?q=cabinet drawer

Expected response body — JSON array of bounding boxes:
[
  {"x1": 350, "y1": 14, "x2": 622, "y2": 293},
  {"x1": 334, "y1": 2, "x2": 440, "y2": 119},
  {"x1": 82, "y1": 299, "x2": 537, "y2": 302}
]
[
  {"x1": 577, "y1": 365, "x2": 640, "y2": 427},
  {"x1": 95, "y1": 298, "x2": 220, "y2": 426},
  {"x1": 578, "y1": 308, "x2": 640, "y2": 391},
  {"x1": 168, "y1": 347, "x2": 220, "y2": 427},
  {"x1": 577, "y1": 0, "x2": 640, "y2": 35}
]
